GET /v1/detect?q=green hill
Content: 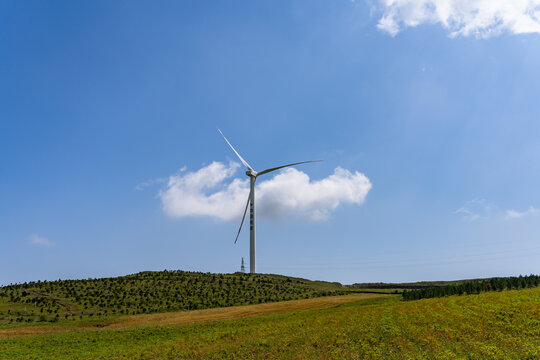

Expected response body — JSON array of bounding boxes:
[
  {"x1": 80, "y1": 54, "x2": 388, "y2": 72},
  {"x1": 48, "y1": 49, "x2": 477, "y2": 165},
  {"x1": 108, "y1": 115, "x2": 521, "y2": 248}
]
[{"x1": 0, "y1": 270, "x2": 350, "y2": 325}]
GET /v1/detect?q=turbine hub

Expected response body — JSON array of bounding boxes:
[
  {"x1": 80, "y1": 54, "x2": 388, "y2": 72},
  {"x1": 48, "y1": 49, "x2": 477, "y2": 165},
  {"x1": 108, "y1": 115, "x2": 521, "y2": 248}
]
[{"x1": 246, "y1": 170, "x2": 257, "y2": 177}]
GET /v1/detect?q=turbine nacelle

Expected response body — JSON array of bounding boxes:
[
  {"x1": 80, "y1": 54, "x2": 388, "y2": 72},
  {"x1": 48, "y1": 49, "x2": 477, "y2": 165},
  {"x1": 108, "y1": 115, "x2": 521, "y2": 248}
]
[{"x1": 246, "y1": 170, "x2": 257, "y2": 177}]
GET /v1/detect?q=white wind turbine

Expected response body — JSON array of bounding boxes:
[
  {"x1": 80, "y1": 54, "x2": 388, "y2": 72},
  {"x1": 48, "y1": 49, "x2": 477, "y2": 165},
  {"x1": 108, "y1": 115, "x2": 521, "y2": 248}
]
[{"x1": 218, "y1": 127, "x2": 321, "y2": 274}]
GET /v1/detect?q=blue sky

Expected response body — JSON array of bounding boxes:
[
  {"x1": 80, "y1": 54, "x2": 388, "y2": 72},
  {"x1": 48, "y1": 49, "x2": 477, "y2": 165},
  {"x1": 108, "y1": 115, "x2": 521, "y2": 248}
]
[{"x1": 1, "y1": 0, "x2": 540, "y2": 285}]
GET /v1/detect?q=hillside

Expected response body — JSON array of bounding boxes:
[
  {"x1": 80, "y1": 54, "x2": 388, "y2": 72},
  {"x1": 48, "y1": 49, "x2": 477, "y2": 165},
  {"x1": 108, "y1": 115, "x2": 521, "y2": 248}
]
[
  {"x1": 0, "y1": 288, "x2": 538, "y2": 359},
  {"x1": 0, "y1": 293, "x2": 388, "y2": 339},
  {"x1": 0, "y1": 270, "x2": 350, "y2": 325}
]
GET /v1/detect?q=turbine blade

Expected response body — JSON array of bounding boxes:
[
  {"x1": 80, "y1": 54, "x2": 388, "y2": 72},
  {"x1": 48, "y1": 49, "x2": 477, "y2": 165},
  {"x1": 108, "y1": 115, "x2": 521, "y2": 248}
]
[
  {"x1": 257, "y1": 160, "x2": 322, "y2": 177},
  {"x1": 234, "y1": 191, "x2": 251, "y2": 244},
  {"x1": 217, "y1": 127, "x2": 254, "y2": 172}
]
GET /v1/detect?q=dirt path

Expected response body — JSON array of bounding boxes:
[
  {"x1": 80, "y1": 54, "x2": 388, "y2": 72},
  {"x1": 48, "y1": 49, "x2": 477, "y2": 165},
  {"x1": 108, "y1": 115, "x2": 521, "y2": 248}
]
[
  {"x1": 0, "y1": 293, "x2": 391, "y2": 339},
  {"x1": 26, "y1": 290, "x2": 80, "y2": 316}
]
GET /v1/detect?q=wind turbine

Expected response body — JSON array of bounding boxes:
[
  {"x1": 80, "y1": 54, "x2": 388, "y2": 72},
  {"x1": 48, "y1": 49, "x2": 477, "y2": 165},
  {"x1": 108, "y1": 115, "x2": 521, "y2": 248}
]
[{"x1": 217, "y1": 127, "x2": 320, "y2": 274}]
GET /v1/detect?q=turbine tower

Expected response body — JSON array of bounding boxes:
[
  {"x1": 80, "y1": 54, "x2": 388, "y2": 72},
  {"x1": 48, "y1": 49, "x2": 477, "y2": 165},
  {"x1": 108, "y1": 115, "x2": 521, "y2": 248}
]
[{"x1": 218, "y1": 127, "x2": 320, "y2": 274}]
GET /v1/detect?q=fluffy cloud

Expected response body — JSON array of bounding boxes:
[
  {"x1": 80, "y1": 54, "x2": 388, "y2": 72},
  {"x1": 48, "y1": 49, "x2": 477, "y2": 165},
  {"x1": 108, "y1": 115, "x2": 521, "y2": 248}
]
[
  {"x1": 159, "y1": 162, "x2": 371, "y2": 221},
  {"x1": 30, "y1": 234, "x2": 54, "y2": 247},
  {"x1": 506, "y1": 206, "x2": 538, "y2": 219},
  {"x1": 376, "y1": 0, "x2": 540, "y2": 37}
]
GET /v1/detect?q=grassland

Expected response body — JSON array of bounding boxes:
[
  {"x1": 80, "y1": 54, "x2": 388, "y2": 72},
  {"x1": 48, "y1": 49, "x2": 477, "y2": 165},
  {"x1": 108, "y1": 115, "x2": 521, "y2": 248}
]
[
  {"x1": 1, "y1": 288, "x2": 538, "y2": 359},
  {"x1": 0, "y1": 293, "x2": 387, "y2": 338}
]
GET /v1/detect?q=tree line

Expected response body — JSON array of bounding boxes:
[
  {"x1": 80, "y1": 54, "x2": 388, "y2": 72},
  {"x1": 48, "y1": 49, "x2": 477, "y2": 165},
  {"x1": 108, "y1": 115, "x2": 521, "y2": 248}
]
[{"x1": 402, "y1": 274, "x2": 540, "y2": 301}]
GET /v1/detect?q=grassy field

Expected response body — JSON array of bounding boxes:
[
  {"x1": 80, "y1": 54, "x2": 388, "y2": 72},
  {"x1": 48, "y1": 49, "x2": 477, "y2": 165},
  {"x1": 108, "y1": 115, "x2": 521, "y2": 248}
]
[
  {"x1": 0, "y1": 288, "x2": 538, "y2": 359},
  {"x1": 0, "y1": 293, "x2": 387, "y2": 338}
]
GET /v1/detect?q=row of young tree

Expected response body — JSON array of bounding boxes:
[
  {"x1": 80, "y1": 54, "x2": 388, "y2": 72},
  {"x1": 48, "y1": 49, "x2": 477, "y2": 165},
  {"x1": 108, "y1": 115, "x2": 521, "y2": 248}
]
[
  {"x1": 402, "y1": 274, "x2": 540, "y2": 301},
  {"x1": 0, "y1": 270, "x2": 349, "y2": 323}
]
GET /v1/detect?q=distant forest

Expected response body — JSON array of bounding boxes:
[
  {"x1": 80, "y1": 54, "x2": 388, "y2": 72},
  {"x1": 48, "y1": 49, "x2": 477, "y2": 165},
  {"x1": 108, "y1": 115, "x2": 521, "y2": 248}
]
[{"x1": 402, "y1": 274, "x2": 540, "y2": 300}]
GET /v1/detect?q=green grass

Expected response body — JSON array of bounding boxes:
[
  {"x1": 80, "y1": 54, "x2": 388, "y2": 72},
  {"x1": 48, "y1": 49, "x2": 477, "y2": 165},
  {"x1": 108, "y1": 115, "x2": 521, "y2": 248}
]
[
  {"x1": 0, "y1": 271, "x2": 353, "y2": 326},
  {"x1": 1, "y1": 288, "x2": 538, "y2": 359}
]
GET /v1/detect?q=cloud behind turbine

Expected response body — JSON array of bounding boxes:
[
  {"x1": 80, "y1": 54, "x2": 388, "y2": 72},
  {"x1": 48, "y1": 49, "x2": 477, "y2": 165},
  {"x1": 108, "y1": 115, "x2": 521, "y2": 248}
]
[{"x1": 159, "y1": 162, "x2": 372, "y2": 222}]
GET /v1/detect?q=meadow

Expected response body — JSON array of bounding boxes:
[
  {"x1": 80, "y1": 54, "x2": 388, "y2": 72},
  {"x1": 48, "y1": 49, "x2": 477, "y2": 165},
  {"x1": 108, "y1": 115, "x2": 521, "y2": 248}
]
[{"x1": 0, "y1": 288, "x2": 538, "y2": 359}]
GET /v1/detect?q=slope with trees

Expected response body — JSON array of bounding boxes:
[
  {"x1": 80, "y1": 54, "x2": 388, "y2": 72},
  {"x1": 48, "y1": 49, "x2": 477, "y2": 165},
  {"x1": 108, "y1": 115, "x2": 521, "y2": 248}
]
[{"x1": 0, "y1": 270, "x2": 350, "y2": 325}]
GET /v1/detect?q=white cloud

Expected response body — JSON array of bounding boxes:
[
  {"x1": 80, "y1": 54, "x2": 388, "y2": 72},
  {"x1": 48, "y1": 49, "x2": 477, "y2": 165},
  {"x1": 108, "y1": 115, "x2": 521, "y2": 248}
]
[
  {"x1": 455, "y1": 200, "x2": 538, "y2": 221},
  {"x1": 376, "y1": 0, "x2": 540, "y2": 38},
  {"x1": 506, "y1": 206, "x2": 538, "y2": 219},
  {"x1": 454, "y1": 198, "x2": 495, "y2": 221},
  {"x1": 135, "y1": 167, "x2": 186, "y2": 191},
  {"x1": 30, "y1": 234, "x2": 54, "y2": 247},
  {"x1": 159, "y1": 162, "x2": 372, "y2": 222},
  {"x1": 135, "y1": 178, "x2": 167, "y2": 191}
]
